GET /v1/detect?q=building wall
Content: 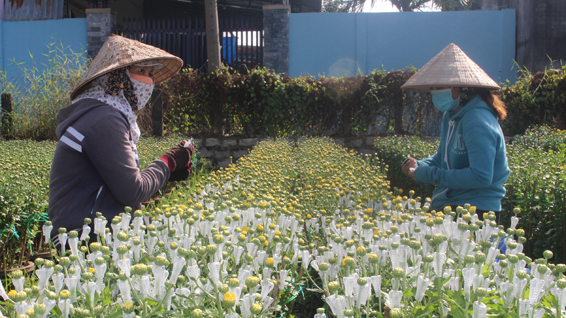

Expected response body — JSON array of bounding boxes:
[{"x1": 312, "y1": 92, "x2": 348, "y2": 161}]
[
  {"x1": 289, "y1": 10, "x2": 516, "y2": 84},
  {"x1": 483, "y1": 0, "x2": 566, "y2": 73},
  {"x1": 0, "y1": 18, "x2": 87, "y2": 79}
]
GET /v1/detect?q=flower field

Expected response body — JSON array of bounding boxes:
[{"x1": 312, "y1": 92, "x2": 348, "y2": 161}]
[
  {"x1": 374, "y1": 126, "x2": 566, "y2": 264},
  {"x1": 1, "y1": 138, "x2": 565, "y2": 318},
  {"x1": 0, "y1": 136, "x2": 203, "y2": 270}
]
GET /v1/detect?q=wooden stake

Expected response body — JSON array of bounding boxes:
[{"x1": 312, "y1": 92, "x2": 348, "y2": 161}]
[{"x1": 1, "y1": 93, "x2": 13, "y2": 139}]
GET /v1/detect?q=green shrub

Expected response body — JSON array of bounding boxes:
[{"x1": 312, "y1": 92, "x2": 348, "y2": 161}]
[
  {"x1": 159, "y1": 66, "x2": 440, "y2": 137},
  {"x1": 511, "y1": 124, "x2": 566, "y2": 152},
  {"x1": 373, "y1": 135, "x2": 438, "y2": 200},
  {"x1": 158, "y1": 64, "x2": 566, "y2": 138},
  {"x1": 502, "y1": 126, "x2": 566, "y2": 262},
  {"x1": 501, "y1": 66, "x2": 566, "y2": 135}
]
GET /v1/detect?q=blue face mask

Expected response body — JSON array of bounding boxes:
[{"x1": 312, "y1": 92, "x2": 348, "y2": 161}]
[{"x1": 431, "y1": 88, "x2": 459, "y2": 112}]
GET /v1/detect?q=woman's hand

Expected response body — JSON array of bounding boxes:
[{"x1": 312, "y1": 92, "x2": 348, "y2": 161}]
[{"x1": 403, "y1": 157, "x2": 417, "y2": 181}]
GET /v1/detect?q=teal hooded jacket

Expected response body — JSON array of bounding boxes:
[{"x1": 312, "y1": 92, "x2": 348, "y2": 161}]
[{"x1": 414, "y1": 95, "x2": 510, "y2": 212}]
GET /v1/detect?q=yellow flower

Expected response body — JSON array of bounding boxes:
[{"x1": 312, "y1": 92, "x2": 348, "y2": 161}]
[
  {"x1": 7, "y1": 290, "x2": 17, "y2": 300},
  {"x1": 59, "y1": 290, "x2": 71, "y2": 299},
  {"x1": 223, "y1": 292, "x2": 236, "y2": 307},
  {"x1": 342, "y1": 256, "x2": 355, "y2": 267},
  {"x1": 265, "y1": 257, "x2": 274, "y2": 267},
  {"x1": 123, "y1": 301, "x2": 134, "y2": 313}
]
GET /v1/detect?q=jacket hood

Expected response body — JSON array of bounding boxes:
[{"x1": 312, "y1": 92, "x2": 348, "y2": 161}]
[
  {"x1": 450, "y1": 95, "x2": 496, "y2": 121},
  {"x1": 56, "y1": 98, "x2": 108, "y2": 139}
]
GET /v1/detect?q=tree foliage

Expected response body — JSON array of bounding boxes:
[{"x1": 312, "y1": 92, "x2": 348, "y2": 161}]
[
  {"x1": 362, "y1": 0, "x2": 482, "y2": 12},
  {"x1": 322, "y1": 0, "x2": 365, "y2": 12},
  {"x1": 433, "y1": 0, "x2": 482, "y2": 11},
  {"x1": 383, "y1": 0, "x2": 432, "y2": 11}
]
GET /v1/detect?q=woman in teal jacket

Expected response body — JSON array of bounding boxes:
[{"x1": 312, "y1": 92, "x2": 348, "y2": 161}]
[{"x1": 400, "y1": 43, "x2": 510, "y2": 221}]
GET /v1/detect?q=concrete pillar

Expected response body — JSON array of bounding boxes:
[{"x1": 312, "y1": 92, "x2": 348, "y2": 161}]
[
  {"x1": 86, "y1": 8, "x2": 116, "y2": 58},
  {"x1": 263, "y1": 5, "x2": 289, "y2": 75}
]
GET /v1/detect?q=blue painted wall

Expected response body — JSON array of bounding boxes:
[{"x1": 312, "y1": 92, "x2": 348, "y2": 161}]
[
  {"x1": 289, "y1": 10, "x2": 516, "y2": 84},
  {"x1": 0, "y1": 18, "x2": 87, "y2": 79}
]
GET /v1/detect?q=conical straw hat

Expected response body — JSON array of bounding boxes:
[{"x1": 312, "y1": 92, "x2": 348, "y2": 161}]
[
  {"x1": 71, "y1": 35, "x2": 183, "y2": 100},
  {"x1": 401, "y1": 43, "x2": 500, "y2": 91}
]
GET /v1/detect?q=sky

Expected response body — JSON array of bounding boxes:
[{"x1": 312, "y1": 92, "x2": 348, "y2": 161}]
[{"x1": 363, "y1": 0, "x2": 440, "y2": 12}]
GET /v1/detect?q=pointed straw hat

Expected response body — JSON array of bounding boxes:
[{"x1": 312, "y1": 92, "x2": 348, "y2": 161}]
[
  {"x1": 401, "y1": 43, "x2": 500, "y2": 91},
  {"x1": 71, "y1": 35, "x2": 183, "y2": 100}
]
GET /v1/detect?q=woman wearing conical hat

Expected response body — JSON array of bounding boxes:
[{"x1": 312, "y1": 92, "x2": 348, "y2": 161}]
[
  {"x1": 401, "y1": 43, "x2": 510, "y2": 222},
  {"x1": 49, "y1": 35, "x2": 194, "y2": 239}
]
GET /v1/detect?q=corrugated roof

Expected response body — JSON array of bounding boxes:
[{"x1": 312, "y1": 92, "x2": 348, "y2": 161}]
[{"x1": 4, "y1": 0, "x2": 64, "y2": 20}]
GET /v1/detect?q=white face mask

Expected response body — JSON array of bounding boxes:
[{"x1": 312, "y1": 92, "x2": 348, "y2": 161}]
[{"x1": 130, "y1": 77, "x2": 155, "y2": 110}]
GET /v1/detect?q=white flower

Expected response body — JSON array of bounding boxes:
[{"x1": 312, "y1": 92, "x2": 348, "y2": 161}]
[
  {"x1": 529, "y1": 278, "x2": 546, "y2": 306},
  {"x1": 15, "y1": 300, "x2": 32, "y2": 316},
  {"x1": 260, "y1": 279, "x2": 274, "y2": 301},
  {"x1": 186, "y1": 264, "x2": 201, "y2": 279},
  {"x1": 519, "y1": 299, "x2": 531, "y2": 317},
  {"x1": 64, "y1": 276, "x2": 79, "y2": 302},
  {"x1": 462, "y1": 267, "x2": 476, "y2": 301},
  {"x1": 42, "y1": 298, "x2": 57, "y2": 318},
  {"x1": 58, "y1": 232, "x2": 68, "y2": 254},
  {"x1": 262, "y1": 267, "x2": 272, "y2": 280},
  {"x1": 36, "y1": 266, "x2": 54, "y2": 293},
  {"x1": 326, "y1": 295, "x2": 347, "y2": 318},
  {"x1": 52, "y1": 272, "x2": 65, "y2": 294},
  {"x1": 513, "y1": 277, "x2": 528, "y2": 301},
  {"x1": 370, "y1": 275, "x2": 382, "y2": 296},
  {"x1": 357, "y1": 280, "x2": 371, "y2": 307},
  {"x1": 42, "y1": 224, "x2": 53, "y2": 244},
  {"x1": 139, "y1": 275, "x2": 150, "y2": 300},
  {"x1": 238, "y1": 268, "x2": 252, "y2": 289},
  {"x1": 344, "y1": 275, "x2": 357, "y2": 298},
  {"x1": 120, "y1": 214, "x2": 131, "y2": 231},
  {"x1": 0, "y1": 280, "x2": 8, "y2": 300},
  {"x1": 240, "y1": 294, "x2": 255, "y2": 318},
  {"x1": 94, "y1": 217, "x2": 107, "y2": 236},
  {"x1": 169, "y1": 256, "x2": 186, "y2": 286},
  {"x1": 432, "y1": 252, "x2": 446, "y2": 278},
  {"x1": 551, "y1": 286, "x2": 566, "y2": 313},
  {"x1": 234, "y1": 246, "x2": 245, "y2": 265},
  {"x1": 208, "y1": 261, "x2": 221, "y2": 286},
  {"x1": 301, "y1": 250, "x2": 312, "y2": 270},
  {"x1": 152, "y1": 264, "x2": 170, "y2": 299},
  {"x1": 415, "y1": 275, "x2": 431, "y2": 301},
  {"x1": 510, "y1": 216, "x2": 519, "y2": 229},
  {"x1": 68, "y1": 237, "x2": 79, "y2": 255},
  {"x1": 58, "y1": 298, "x2": 71, "y2": 318},
  {"x1": 12, "y1": 276, "x2": 24, "y2": 292},
  {"x1": 118, "y1": 278, "x2": 132, "y2": 303},
  {"x1": 388, "y1": 290, "x2": 403, "y2": 309},
  {"x1": 472, "y1": 301, "x2": 487, "y2": 318},
  {"x1": 279, "y1": 270, "x2": 288, "y2": 290},
  {"x1": 262, "y1": 296, "x2": 274, "y2": 312}
]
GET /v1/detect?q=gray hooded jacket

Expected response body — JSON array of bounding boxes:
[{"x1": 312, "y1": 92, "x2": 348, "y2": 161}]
[{"x1": 48, "y1": 98, "x2": 170, "y2": 233}]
